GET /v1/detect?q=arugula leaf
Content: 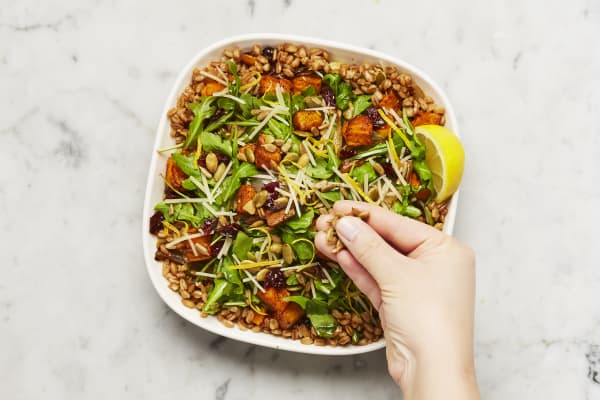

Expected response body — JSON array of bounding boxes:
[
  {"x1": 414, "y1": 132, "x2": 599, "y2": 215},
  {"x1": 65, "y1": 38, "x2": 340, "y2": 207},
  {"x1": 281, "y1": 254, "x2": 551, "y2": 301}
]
[
  {"x1": 284, "y1": 296, "x2": 309, "y2": 309},
  {"x1": 335, "y1": 81, "x2": 354, "y2": 110},
  {"x1": 392, "y1": 201, "x2": 422, "y2": 218},
  {"x1": 226, "y1": 60, "x2": 241, "y2": 96},
  {"x1": 221, "y1": 259, "x2": 244, "y2": 295},
  {"x1": 171, "y1": 153, "x2": 201, "y2": 178},
  {"x1": 291, "y1": 94, "x2": 305, "y2": 113},
  {"x1": 348, "y1": 143, "x2": 388, "y2": 160},
  {"x1": 319, "y1": 191, "x2": 342, "y2": 202},
  {"x1": 232, "y1": 231, "x2": 252, "y2": 261},
  {"x1": 217, "y1": 97, "x2": 236, "y2": 110},
  {"x1": 184, "y1": 97, "x2": 217, "y2": 148},
  {"x1": 306, "y1": 300, "x2": 337, "y2": 338},
  {"x1": 154, "y1": 202, "x2": 175, "y2": 222},
  {"x1": 353, "y1": 95, "x2": 372, "y2": 117},
  {"x1": 239, "y1": 94, "x2": 264, "y2": 118},
  {"x1": 205, "y1": 110, "x2": 233, "y2": 132},
  {"x1": 301, "y1": 86, "x2": 316, "y2": 97},
  {"x1": 200, "y1": 130, "x2": 233, "y2": 157},
  {"x1": 285, "y1": 209, "x2": 315, "y2": 232},
  {"x1": 267, "y1": 118, "x2": 290, "y2": 140},
  {"x1": 306, "y1": 158, "x2": 333, "y2": 179},
  {"x1": 286, "y1": 274, "x2": 299, "y2": 286},
  {"x1": 349, "y1": 162, "x2": 376, "y2": 184},
  {"x1": 217, "y1": 162, "x2": 258, "y2": 204},
  {"x1": 202, "y1": 279, "x2": 230, "y2": 314},
  {"x1": 323, "y1": 74, "x2": 341, "y2": 92},
  {"x1": 176, "y1": 203, "x2": 204, "y2": 227},
  {"x1": 413, "y1": 159, "x2": 432, "y2": 181}
]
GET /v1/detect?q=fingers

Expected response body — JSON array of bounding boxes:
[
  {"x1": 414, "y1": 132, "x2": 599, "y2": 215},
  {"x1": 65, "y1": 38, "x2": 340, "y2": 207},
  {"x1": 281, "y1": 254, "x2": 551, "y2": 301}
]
[
  {"x1": 333, "y1": 200, "x2": 445, "y2": 255},
  {"x1": 336, "y1": 249, "x2": 382, "y2": 310},
  {"x1": 333, "y1": 216, "x2": 407, "y2": 284}
]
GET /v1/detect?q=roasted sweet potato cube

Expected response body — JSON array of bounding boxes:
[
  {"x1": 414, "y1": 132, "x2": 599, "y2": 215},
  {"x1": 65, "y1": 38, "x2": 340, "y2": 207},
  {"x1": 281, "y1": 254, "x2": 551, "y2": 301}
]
[
  {"x1": 293, "y1": 110, "x2": 323, "y2": 131},
  {"x1": 235, "y1": 184, "x2": 257, "y2": 215},
  {"x1": 257, "y1": 287, "x2": 290, "y2": 314},
  {"x1": 254, "y1": 136, "x2": 282, "y2": 170},
  {"x1": 251, "y1": 312, "x2": 265, "y2": 326},
  {"x1": 409, "y1": 172, "x2": 421, "y2": 188},
  {"x1": 375, "y1": 124, "x2": 392, "y2": 139},
  {"x1": 342, "y1": 115, "x2": 373, "y2": 147},
  {"x1": 292, "y1": 75, "x2": 322, "y2": 94},
  {"x1": 201, "y1": 81, "x2": 226, "y2": 96},
  {"x1": 166, "y1": 157, "x2": 187, "y2": 190},
  {"x1": 184, "y1": 235, "x2": 212, "y2": 262},
  {"x1": 411, "y1": 112, "x2": 443, "y2": 127},
  {"x1": 264, "y1": 208, "x2": 295, "y2": 227},
  {"x1": 259, "y1": 75, "x2": 292, "y2": 95},
  {"x1": 277, "y1": 302, "x2": 305, "y2": 329},
  {"x1": 379, "y1": 91, "x2": 400, "y2": 111}
]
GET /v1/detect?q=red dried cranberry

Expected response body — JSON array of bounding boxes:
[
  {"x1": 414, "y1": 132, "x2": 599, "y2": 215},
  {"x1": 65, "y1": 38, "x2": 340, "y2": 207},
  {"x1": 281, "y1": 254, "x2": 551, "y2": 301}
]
[
  {"x1": 215, "y1": 152, "x2": 230, "y2": 164},
  {"x1": 149, "y1": 211, "x2": 164, "y2": 235},
  {"x1": 321, "y1": 86, "x2": 335, "y2": 107},
  {"x1": 164, "y1": 188, "x2": 179, "y2": 199},
  {"x1": 262, "y1": 46, "x2": 275, "y2": 62},
  {"x1": 339, "y1": 148, "x2": 357, "y2": 159},
  {"x1": 366, "y1": 107, "x2": 386, "y2": 129},
  {"x1": 217, "y1": 223, "x2": 243, "y2": 238},
  {"x1": 262, "y1": 181, "x2": 280, "y2": 193},
  {"x1": 200, "y1": 218, "x2": 217, "y2": 234},
  {"x1": 211, "y1": 239, "x2": 225, "y2": 257},
  {"x1": 264, "y1": 268, "x2": 286, "y2": 289},
  {"x1": 381, "y1": 163, "x2": 396, "y2": 178}
]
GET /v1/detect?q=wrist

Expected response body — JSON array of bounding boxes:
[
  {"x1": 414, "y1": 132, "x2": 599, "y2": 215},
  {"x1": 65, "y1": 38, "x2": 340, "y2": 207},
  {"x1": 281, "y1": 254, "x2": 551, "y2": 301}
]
[{"x1": 398, "y1": 346, "x2": 479, "y2": 400}]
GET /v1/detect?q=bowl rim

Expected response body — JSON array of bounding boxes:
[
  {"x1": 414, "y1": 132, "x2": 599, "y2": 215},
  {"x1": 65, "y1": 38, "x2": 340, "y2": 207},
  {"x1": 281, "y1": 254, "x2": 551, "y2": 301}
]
[{"x1": 142, "y1": 33, "x2": 460, "y2": 356}]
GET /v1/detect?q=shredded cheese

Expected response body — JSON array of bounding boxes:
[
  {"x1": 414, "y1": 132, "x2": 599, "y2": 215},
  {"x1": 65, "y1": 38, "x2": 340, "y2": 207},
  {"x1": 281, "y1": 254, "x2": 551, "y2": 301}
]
[
  {"x1": 229, "y1": 259, "x2": 283, "y2": 270},
  {"x1": 199, "y1": 70, "x2": 228, "y2": 86},
  {"x1": 302, "y1": 141, "x2": 317, "y2": 167},
  {"x1": 211, "y1": 161, "x2": 233, "y2": 198},
  {"x1": 165, "y1": 232, "x2": 209, "y2": 249},
  {"x1": 243, "y1": 270, "x2": 266, "y2": 293}
]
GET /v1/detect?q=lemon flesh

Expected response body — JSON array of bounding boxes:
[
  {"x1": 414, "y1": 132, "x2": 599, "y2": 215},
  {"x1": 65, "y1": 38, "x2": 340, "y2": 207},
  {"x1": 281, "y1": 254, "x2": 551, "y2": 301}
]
[{"x1": 414, "y1": 125, "x2": 465, "y2": 202}]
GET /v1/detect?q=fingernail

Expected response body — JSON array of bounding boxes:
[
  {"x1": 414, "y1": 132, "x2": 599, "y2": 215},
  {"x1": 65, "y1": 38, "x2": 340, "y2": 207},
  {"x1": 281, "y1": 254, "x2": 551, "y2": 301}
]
[{"x1": 336, "y1": 217, "x2": 360, "y2": 242}]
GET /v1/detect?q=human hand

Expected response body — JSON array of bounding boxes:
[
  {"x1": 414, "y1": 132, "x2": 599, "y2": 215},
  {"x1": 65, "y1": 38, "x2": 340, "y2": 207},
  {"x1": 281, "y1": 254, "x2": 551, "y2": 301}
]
[{"x1": 315, "y1": 201, "x2": 479, "y2": 400}]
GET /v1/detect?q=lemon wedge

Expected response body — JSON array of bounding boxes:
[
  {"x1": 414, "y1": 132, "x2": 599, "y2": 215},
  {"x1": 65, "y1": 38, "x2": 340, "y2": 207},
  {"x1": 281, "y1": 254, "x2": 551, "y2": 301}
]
[{"x1": 414, "y1": 125, "x2": 465, "y2": 202}]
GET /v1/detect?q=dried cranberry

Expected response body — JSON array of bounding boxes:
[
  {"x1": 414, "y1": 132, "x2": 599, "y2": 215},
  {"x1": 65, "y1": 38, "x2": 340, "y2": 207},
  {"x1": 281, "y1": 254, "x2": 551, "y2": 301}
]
[
  {"x1": 366, "y1": 107, "x2": 385, "y2": 129},
  {"x1": 149, "y1": 211, "x2": 164, "y2": 235},
  {"x1": 197, "y1": 158, "x2": 207, "y2": 168},
  {"x1": 211, "y1": 239, "x2": 225, "y2": 257},
  {"x1": 262, "y1": 181, "x2": 280, "y2": 193},
  {"x1": 315, "y1": 262, "x2": 327, "y2": 280},
  {"x1": 264, "y1": 268, "x2": 286, "y2": 289},
  {"x1": 339, "y1": 148, "x2": 357, "y2": 159},
  {"x1": 321, "y1": 85, "x2": 335, "y2": 107},
  {"x1": 381, "y1": 163, "x2": 396, "y2": 178},
  {"x1": 214, "y1": 152, "x2": 230, "y2": 164},
  {"x1": 164, "y1": 188, "x2": 179, "y2": 199},
  {"x1": 217, "y1": 223, "x2": 243, "y2": 238},
  {"x1": 262, "y1": 46, "x2": 275, "y2": 62},
  {"x1": 200, "y1": 218, "x2": 217, "y2": 235}
]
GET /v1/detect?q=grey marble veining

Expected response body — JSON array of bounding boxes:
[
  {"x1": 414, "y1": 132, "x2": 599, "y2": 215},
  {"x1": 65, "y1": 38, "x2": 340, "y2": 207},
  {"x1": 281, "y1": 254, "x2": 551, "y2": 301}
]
[{"x1": 1, "y1": 0, "x2": 599, "y2": 398}]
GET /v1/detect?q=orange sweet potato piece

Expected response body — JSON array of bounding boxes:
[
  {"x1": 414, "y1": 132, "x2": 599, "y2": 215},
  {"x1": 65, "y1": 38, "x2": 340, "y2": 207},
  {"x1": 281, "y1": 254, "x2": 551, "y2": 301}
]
[
  {"x1": 379, "y1": 91, "x2": 400, "y2": 111},
  {"x1": 254, "y1": 135, "x2": 282, "y2": 170},
  {"x1": 411, "y1": 112, "x2": 442, "y2": 127},
  {"x1": 374, "y1": 123, "x2": 392, "y2": 139},
  {"x1": 257, "y1": 287, "x2": 290, "y2": 314},
  {"x1": 165, "y1": 157, "x2": 187, "y2": 190},
  {"x1": 342, "y1": 115, "x2": 373, "y2": 147},
  {"x1": 251, "y1": 312, "x2": 265, "y2": 326},
  {"x1": 259, "y1": 75, "x2": 292, "y2": 95},
  {"x1": 277, "y1": 302, "x2": 305, "y2": 329},
  {"x1": 235, "y1": 184, "x2": 257, "y2": 214},
  {"x1": 292, "y1": 75, "x2": 322, "y2": 94},
  {"x1": 264, "y1": 208, "x2": 295, "y2": 227},
  {"x1": 292, "y1": 110, "x2": 323, "y2": 131},
  {"x1": 184, "y1": 235, "x2": 212, "y2": 262},
  {"x1": 201, "y1": 81, "x2": 226, "y2": 96},
  {"x1": 409, "y1": 172, "x2": 420, "y2": 188}
]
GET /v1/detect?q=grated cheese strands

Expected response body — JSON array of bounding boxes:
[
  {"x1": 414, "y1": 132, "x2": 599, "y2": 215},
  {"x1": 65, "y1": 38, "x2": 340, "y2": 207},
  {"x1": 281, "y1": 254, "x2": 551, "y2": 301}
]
[
  {"x1": 243, "y1": 270, "x2": 266, "y2": 293},
  {"x1": 165, "y1": 232, "x2": 208, "y2": 249},
  {"x1": 279, "y1": 262, "x2": 320, "y2": 271},
  {"x1": 321, "y1": 266, "x2": 336, "y2": 287},
  {"x1": 303, "y1": 141, "x2": 317, "y2": 167},
  {"x1": 192, "y1": 271, "x2": 217, "y2": 278},
  {"x1": 216, "y1": 93, "x2": 246, "y2": 104},
  {"x1": 321, "y1": 112, "x2": 337, "y2": 142},
  {"x1": 247, "y1": 109, "x2": 277, "y2": 141},
  {"x1": 163, "y1": 198, "x2": 204, "y2": 204}
]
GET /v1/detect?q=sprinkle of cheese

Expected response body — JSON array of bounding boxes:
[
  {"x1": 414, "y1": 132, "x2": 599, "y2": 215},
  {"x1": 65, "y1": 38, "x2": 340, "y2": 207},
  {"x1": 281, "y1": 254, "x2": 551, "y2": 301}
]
[{"x1": 228, "y1": 259, "x2": 284, "y2": 270}]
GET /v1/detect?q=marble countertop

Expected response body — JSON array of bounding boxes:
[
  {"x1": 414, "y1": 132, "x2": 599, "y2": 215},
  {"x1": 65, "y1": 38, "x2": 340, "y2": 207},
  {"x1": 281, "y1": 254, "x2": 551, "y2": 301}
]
[{"x1": 1, "y1": 0, "x2": 599, "y2": 398}]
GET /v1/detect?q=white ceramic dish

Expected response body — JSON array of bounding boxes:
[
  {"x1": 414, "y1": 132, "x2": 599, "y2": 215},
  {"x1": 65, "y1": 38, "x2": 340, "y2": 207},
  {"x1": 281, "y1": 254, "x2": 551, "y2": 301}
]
[{"x1": 142, "y1": 34, "x2": 460, "y2": 355}]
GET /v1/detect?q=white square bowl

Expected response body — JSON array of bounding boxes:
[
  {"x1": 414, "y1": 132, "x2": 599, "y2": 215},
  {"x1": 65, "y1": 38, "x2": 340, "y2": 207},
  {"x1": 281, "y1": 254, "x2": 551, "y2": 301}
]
[{"x1": 142, "y1": 34, "x2": 460, "y2": 355}]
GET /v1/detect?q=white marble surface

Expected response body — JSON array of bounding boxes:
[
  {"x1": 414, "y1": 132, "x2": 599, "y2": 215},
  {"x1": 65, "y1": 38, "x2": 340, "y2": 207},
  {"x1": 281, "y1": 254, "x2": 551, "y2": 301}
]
[{"x1": 1, "y1": 0, "x2": 599, "y2": 398}]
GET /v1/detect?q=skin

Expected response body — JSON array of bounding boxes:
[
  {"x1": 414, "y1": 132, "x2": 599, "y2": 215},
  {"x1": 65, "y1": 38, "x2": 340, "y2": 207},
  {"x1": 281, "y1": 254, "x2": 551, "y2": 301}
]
[{"x1": 315, "y1": 200, "x2": 480, "y2": 400}]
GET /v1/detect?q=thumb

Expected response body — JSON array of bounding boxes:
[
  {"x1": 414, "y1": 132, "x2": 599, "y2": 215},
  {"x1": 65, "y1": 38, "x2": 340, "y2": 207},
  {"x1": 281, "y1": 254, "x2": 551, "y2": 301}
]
[{"x1": 335, "y1": 216, "x2": 408, "y2": 284}]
